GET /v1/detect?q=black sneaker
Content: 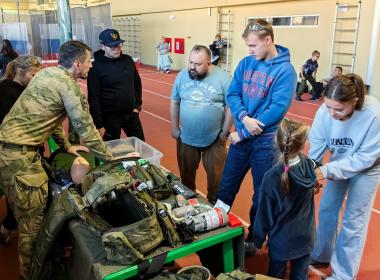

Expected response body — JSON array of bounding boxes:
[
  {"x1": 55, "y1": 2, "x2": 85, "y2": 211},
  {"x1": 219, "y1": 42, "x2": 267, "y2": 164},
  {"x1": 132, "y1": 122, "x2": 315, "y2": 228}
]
[
  {"x1": 310, "y1": 259, "x2": 330, "y2": 268},
  {"x1": 244, "y1": 241, "x2": 257, "y2": 257}
]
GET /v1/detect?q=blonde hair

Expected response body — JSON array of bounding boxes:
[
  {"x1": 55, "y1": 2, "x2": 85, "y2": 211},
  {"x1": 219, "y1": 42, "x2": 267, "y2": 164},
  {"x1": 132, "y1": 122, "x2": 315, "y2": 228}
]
[
  {"x1": 276, "y1": 119, "x2": 309, "y2": 195},
  {"x1": 242, "y1": 19, "x2": 274, "y2": 41},
  {"x1": 2, "y1": 55, "x2": 42, "y2": 81}
]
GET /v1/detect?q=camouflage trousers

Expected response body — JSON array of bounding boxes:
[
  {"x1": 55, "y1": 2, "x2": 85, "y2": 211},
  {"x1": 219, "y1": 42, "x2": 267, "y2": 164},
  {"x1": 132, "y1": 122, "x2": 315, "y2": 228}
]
[{"x1": 0, "y1": 147, "x2": 48, "y2": 280}]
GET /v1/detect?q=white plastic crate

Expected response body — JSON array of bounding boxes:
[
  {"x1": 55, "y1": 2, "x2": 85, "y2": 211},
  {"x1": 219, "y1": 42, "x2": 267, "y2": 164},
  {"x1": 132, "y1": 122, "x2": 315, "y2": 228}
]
[{"x1": 105, "y1": 137, "x2": 163, "y2": 166}]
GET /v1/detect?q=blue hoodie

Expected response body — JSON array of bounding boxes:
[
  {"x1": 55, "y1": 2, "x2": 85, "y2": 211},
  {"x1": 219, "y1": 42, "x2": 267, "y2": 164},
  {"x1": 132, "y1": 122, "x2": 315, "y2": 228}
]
[{"x1": 227, "y1": 45, "x2": 296, "y2": 140}]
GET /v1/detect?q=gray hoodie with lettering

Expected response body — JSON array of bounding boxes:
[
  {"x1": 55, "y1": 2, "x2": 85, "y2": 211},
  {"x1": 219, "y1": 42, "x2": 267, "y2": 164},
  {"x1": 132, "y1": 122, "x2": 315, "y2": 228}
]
[{"x1": 308, "y1": 95, "x2": 380, "y2": 179}]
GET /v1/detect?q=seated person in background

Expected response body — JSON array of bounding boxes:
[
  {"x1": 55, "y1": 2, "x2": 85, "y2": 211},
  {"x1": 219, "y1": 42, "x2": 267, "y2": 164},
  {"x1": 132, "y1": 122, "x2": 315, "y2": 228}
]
[
  {"x1": 209, "y1": 34, "x2": 226, "y2": 66},
  {"x1": 313, "y1": 66, "x2": 343, "y2": 99},
  {"x1": 296, "y1": 50, "x2": 320, "y2": 101},
  {"x1": 321, "y1": 66, "x2": 343, "y2": 87}
]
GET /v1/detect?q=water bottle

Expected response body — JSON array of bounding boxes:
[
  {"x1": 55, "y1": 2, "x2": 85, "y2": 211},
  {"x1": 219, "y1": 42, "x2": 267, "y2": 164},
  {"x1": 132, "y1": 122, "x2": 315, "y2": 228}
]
[{"x1": 189, "y1": 208, "x2": 229, "y2": 232}]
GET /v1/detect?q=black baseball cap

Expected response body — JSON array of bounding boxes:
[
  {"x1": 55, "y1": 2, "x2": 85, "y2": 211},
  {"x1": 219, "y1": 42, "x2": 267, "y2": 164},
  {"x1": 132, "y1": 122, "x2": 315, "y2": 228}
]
[{"x1": 99, "y1": 28, "x2": 125, "y2": 47}]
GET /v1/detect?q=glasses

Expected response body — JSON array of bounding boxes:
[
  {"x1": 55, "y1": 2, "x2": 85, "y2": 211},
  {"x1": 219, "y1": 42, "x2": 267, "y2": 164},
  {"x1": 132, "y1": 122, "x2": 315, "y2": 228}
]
[
  {"x1": 249, "y1": 22, "x2": 266, "y2": 31},
  {"x1": 327, "y1": 107, "x2": 348, "y2": 116}
]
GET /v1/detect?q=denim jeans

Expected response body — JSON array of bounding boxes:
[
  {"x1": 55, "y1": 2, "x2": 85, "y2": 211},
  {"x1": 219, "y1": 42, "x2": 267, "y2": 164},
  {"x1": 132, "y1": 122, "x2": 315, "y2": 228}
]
[
  {"x1": 312, "y1": 164, "x2": 380, "y2": 280},
  {"x1": 268, "y1": 254, "x2": 310, "y2": 280},
  {"x1": 217, "y1": 133, "x2": 276, "y2": 240}
]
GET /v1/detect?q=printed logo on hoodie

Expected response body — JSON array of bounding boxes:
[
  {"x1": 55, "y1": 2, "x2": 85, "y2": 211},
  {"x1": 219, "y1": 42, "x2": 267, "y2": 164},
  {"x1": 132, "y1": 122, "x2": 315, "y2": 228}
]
[
  {"x1": 330, "y1": 138, "x2": 354, "y2": 153},
  {"x1": 242, "y1": 70, "x2": 274, "y2": 98}
]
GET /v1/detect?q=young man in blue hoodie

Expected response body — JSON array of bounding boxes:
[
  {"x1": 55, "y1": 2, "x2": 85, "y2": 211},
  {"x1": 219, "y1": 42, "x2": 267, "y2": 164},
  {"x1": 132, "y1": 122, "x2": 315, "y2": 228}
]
[{"x1": 215, "y1": 19, "x2": 297, "y2": 255}]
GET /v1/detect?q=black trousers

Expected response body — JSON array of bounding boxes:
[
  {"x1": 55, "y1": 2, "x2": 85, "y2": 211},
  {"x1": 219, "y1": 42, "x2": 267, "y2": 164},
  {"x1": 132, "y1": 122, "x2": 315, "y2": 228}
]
[
  {"x1": 268, "y1": 254, "x2": 310, "y2": 280},
  {"x1": 103, "y1": 112, "x2": 145, "y2": 141}
]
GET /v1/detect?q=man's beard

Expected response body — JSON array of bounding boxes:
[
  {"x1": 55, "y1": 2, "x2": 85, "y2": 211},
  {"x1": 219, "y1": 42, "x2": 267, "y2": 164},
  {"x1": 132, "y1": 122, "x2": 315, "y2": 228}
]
[{"x1": 188, "y1": 70, "x2": 207, "y2": 81}]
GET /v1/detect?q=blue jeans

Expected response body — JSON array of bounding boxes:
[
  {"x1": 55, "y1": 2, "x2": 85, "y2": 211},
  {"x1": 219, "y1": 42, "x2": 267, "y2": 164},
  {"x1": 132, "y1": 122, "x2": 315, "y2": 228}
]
[
  {"x1": 268, "y1": 254, "x2": 310, "y2": 280},
  {"x1": 217, "y1": 133, "x2": 276, "y2": 240},
  {"x1": 312, "y1": 164, "x2": 380, "y2": 280}
]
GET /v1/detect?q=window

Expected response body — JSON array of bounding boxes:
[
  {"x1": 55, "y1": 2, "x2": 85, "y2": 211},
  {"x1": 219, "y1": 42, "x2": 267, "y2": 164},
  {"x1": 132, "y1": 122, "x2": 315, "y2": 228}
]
[
  {"x1": 246, "y1": 14, "x2": 319, "y2": 28},
  {"x1": 268, "y1": 16, "x2": 291, "y2": 26},
  {"x1": 292, "y1": 15, "x2": 319, "y2": 26}
]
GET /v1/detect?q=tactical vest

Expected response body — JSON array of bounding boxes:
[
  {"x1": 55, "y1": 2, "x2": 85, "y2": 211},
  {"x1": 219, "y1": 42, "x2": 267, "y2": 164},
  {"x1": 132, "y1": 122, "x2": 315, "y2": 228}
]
[{"x1": 30, "y1": 168, "x2": 178, "y2": 280}]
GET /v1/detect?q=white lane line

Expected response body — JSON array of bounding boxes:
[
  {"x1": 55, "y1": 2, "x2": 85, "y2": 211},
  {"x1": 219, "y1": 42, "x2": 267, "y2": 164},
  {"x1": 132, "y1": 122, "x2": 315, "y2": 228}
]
[
  {"x1": 141, "y1": 110, "x2": 172, "y2": 124},
  {"x1": 286, "y1": 112, "x2": 314, "y2": 121},
  {"x1": 293, "y1": 100, "x2": 322, "y2": 107},
  {"x1": 372, "y1": 208, "x2": 380, "y2": 215},
  {"x1": 139, "y1": 68, "x2": 160, "y2": 74},
  {"x1": 142, "y1": 76, "x2": 173, "y2": 86},
  {"x1": 143, "y1": 89, "x2": 170, "y2": 99}
]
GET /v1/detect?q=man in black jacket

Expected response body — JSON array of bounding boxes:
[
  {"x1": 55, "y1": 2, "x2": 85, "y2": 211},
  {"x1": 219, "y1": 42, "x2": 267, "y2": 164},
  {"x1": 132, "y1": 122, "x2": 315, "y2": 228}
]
[{"x1": 88, "y1": 28, "x2": 145, "y2": 141}]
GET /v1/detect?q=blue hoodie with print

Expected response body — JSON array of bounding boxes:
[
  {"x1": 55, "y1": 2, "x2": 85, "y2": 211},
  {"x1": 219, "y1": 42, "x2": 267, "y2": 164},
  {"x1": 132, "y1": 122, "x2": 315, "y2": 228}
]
[{"x1": 227, "y1": 45, "x2": 296, "y2": 140}]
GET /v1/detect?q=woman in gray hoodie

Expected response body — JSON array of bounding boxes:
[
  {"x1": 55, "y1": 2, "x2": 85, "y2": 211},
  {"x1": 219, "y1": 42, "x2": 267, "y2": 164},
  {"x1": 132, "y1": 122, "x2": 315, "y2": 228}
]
[{"x1": 309, "y1": 74, "x2": 380, "y2": 280}]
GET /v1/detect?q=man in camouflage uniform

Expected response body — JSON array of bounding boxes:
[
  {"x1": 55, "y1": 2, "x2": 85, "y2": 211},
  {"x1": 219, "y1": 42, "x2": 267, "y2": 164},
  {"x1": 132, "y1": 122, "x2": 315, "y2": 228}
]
[{"x1": 0, "y1": 40, "x2": 113, "y2": 280}]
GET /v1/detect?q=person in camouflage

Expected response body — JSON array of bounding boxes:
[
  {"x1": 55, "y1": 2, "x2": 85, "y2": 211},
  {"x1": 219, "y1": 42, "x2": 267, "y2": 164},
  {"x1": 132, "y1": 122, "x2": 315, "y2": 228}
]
[{"x1": 0, "y1": 40, "x2": 113, "y2": 280}]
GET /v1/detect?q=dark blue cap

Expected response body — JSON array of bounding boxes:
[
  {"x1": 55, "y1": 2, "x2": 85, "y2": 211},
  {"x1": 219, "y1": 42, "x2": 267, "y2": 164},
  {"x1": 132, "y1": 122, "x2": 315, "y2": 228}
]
[{"x1": 99, "y1": 28, "x2": 125, "y2": 47}]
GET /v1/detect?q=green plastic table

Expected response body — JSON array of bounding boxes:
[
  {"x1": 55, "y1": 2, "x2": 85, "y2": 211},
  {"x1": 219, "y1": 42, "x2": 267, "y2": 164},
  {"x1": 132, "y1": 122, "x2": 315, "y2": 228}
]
[{"x1": 103, "y1": 226, "x2": 244, "y2": 280}]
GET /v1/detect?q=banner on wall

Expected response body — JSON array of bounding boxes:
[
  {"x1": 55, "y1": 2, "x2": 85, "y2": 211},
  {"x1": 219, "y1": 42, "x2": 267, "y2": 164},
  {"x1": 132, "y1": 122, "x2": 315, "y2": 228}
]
[{"x1": 174, "y1": 38, "x2": 184, "y2": 54}]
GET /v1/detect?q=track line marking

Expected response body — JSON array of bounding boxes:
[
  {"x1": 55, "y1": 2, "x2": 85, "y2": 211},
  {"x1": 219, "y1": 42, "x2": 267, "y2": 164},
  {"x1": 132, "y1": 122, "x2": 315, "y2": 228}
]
[
  {"x1": 286, "y1": 112, "x2": 314, "y2": 121},
  {"x1": 140, "y1": 68, "x2": 159, "y2": 74},
  {"x1": 143, "y1": 89, "x2": 170, "y2": 99},
  {"x1": 142, "y1": 76, "x2": 173, "y2": 85},
  {"x1": 293, "y1": 99, "x2": 323, "y2": 107},
  {"x1": 142, "y1": 110, "x2": 172, "y2": 123}
]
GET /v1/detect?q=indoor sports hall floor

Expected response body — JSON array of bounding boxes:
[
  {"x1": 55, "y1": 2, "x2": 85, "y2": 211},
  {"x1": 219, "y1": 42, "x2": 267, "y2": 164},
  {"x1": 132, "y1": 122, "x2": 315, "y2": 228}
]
[{"x1": 0, "y1": 64, "x2": 379, "y2": 279}]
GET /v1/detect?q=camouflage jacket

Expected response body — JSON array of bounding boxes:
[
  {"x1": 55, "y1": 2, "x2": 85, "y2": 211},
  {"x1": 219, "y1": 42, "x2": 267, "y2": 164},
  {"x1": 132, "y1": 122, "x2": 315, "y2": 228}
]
[{"x1": 0, "y1": 66, "x2": 112, "y2": 160}]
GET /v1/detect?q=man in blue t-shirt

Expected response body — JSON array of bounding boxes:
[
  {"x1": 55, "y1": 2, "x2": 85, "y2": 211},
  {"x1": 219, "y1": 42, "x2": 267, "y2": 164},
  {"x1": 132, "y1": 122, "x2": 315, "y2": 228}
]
[
  {"x1": 296, "y1": 50, "x2": 320, "y2": 101},
  {"x1": 170, "y1": 45, "x2": 232, "y2": 204}
]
